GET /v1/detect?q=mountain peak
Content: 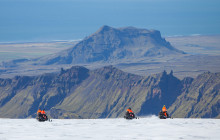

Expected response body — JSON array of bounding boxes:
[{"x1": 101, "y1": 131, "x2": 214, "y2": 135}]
[
  {"x1": 94, "y1": 25, "x2": 115, "y2": 35},
  {"x1": 60, "y1": 66, "x2": 89, "y2": 77},
  {"x1": 99, "y1": 25, "x2": 113, "y2": 31},
  {"x1": 95, "y1": 26, "x2": 156, "y2": 36},
  {"x1": 94, "y1": 65, "x2": 121, "y2": 75}
]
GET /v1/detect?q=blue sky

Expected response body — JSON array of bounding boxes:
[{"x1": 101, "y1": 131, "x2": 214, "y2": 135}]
[{"x1": 0, "y1": 0, "x2": 220, "y2": 42}]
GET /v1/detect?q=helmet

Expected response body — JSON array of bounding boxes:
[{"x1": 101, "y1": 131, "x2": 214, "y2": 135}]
[
  {"x1": 163, "y1": 105, "x2": 165, "y2": 107},
  {"x1": 128, "y1": 107, "x2": 131, "y2": 110}
]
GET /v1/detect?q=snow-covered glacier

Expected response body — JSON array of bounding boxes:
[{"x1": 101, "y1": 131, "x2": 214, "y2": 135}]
[{"x1": 0, "y1": 116, "x2": 219, "y2": 140}]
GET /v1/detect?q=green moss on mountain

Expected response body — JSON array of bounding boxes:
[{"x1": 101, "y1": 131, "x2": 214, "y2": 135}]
[
  {"x1": 169, "y1": 72, "x2": 220, "y2": 118},
  {"x1": 0, "y1": 66, "x2": 219, "y2": 118}
]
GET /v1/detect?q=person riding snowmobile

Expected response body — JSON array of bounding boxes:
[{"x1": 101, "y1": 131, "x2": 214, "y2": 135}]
[
  {"x1": 159, "y1": 105, "x2": 170, "y2": 119},
  {"x1": 41, "y1": 109, "x2": 46, "y2": 115},
  {"x1": 37, "y1": 109, "x2": 41, "y2": 115},
  {"x1": 162, "y1": 105, "x2": 167, "y2": 117},
  {"x1": 41, "y1": 109, "x2": 48, "y2": 120},
  {"x1": 37, "y1": 109, "x2": 43, "y2": 118},
  {"x1": 37, "y1": 109, "x2": 48, "y2": 121},
  {"x1": 124, "y1": 107, "x2": 136, "y2": 119}
]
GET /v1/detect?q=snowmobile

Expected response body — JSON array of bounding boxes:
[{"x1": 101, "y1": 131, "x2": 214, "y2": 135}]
[
  {"x1": 159, "y1": 111, "x2": 171, "y2": 119},
  {"x1": 37, "y1": 114, "x2": 49, "y2": 122},
  {"x1": 124, "y1": 112, "x2": 136, "y2": 120}
]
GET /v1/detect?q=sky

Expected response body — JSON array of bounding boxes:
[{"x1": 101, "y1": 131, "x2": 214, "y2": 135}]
[{"x1": 0, "y1": 0, "x2": 220, "y2": 42}]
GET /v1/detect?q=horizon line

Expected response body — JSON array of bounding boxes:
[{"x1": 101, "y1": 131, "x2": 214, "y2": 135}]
[{"x1": 1, "y1": 34, "x2": 220, "y2": 45}]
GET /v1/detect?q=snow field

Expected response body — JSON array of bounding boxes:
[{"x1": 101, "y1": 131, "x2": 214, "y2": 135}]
[{"x1": 0, "y1": 116, "x2": 220, "y2": 140}]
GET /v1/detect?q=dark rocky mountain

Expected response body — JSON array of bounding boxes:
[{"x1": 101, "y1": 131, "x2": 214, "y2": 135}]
[
  {"x1": 39, "y1": 25, "x2": 184, "y2": 65},
  {"x1": 0, "y1": 66, "x2": 219, "y2": 118},
  {"x1": 169, "y1": 72, "x2": 220, "y2": 118}
]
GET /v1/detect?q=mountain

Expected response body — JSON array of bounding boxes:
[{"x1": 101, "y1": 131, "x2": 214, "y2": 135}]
[
  {"x1": 52, "y1": 67, "x2": 182, "y2": 119},
  {"x1": 0, "y1": 66, "x2": 219, "y2": 119},
  {"x1": 39, "y1": 25, "x2": 184, "y2": 65},
  {"x1": 168, "y1": 72, "x2": 220, "y2": 118},
  {"x1": 0, "y1": 66, "x2": 90, "y2": 118},
  {"x1": 1, "y1": 26, "x2": 220, "y2": 80},
  {"x1": 1, "y1": 26, "x2": 184, "y2": 68},
  {"x1": 0, "y1": 66, "x2": 181, "y2": 118}
]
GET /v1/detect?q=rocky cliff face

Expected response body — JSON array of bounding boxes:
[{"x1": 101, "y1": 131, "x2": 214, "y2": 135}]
[
  {"x1": 0, "y1": 66, "x2": 89, "y2": 118},
  {"x1": 0, "y1": 66, "x2": 219, "y2": 119},
  {"x1": 168, "y1": 72, "x2": 220, "y2": 118},
  {"x1": 138, "y1": 71, "x2": 183, "y2": 115}
]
